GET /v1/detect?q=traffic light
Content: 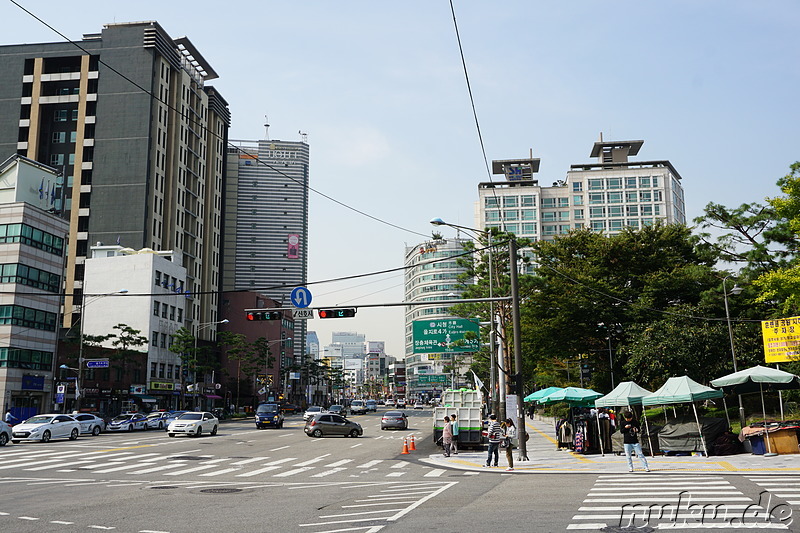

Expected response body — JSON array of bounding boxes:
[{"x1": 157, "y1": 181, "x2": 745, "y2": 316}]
[
  {"x1": 580, "y1": 363, "x2": 593, "y2": 380},
  {"x1": 246, "y1": 310, "x2": 282, "y2": 321},
  {"x1": 318, "y1": 308, "x2": 357, "y2": 319}
]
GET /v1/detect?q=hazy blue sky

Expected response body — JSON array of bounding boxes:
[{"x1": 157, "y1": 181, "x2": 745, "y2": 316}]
[{"x1": 2, "y1": 1, "x2": 798, "y2": 358}]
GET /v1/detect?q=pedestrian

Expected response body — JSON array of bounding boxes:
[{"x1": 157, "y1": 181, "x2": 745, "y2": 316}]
[
  {"x1": 621, "y1": 411, "x2": 650, "y2": 472},
  {"x1": 450, "y1": 413, "x2": 459, "y2": 455},
  {"x1": 441, "y1": 416, "x2": 453, "y2": 457},
  {"x1": 4, "y1": 409, "x2": 17, "y2": 425},
  {"x1": 502, "y1": 418, "x2": 516, "y2": 471},
  {"x1": 484, "y1": 414, "x2": 502, "y2": 467}
]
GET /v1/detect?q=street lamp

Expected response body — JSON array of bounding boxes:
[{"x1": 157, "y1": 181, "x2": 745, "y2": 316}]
[
  {"x1": 189, "y1": 318, "x2": 229, "y2": 410},
  {"x1": 430, "y1": 218, "x2": 499, "y2": 415},
  {"x1": 723, "y1": 276, "x2": 746, "y2": 427},
  {"x1": 430, "y1": 217, "x2": 528, "y2": 461},
  {"x1": 74, "y1": 289, "x2": 128, "y2": 411}
]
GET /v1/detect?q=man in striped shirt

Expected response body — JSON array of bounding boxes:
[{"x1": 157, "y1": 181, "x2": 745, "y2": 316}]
[{"x1": 484, "y1": 414, "x2": 502, "y2": 467}]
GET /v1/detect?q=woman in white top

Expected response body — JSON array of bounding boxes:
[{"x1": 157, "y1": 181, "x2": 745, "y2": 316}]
[{"x1": 503, "y1": 418, "x2": 516, "y2": 471}]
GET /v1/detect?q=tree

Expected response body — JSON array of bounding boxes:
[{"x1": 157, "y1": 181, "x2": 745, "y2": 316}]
[{"x1": 520, "y1": 223, "x2": 723, "y2": 389}]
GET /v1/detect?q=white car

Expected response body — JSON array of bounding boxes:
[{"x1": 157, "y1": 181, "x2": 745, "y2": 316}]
[
  {"x1": 303, "y1": 406, "x2": 325, "y2": 421},
  {"x1": 11, "y1": 414, "x2": 80, "y2": 443},
  {"x1": 71, "y1": 413, "x2": 106, "y2": 436},
  {"x1": 144, "y1": 411, "x2": 172, "y2": 430},
  {"x1": 0, "y1": 420, "x2": 11, "y2": 446},
  {"x1": 167, "y1": 411, "x2": 218, "y2": 437},
  {"x1": 106, "y1": 413, "x2": 148, "y2": 432}
]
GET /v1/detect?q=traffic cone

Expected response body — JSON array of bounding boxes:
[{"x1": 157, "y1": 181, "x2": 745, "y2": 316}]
[
  {"x1": 401, "y1": 437, "x2": 410, "y2": 454},
  {"x1": 409, "y1": 434, "x2": 416, "y2": 451}
]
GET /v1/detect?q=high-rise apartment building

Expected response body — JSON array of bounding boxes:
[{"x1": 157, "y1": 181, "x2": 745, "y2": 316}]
[
  {"x1": 403, "y1": 236, "x2": 471, "y2": 399},
  {"x1": 475, "y1": 139, "x2": 686, "y2": 251},
  {"x1": 0, "y1": 21, "x2": 230, "y2": 342},
  {"x1": 224, "y1": 139, "x2": 309, "y2": 360}
]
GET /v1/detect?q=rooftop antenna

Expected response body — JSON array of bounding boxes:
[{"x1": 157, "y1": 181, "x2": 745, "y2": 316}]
[
  {"x1": 264, "y1": 114, "x2": 270, "y2": 140},
  {"x1": 299, "y1": 130, "x2": 308, "y2": 143}
]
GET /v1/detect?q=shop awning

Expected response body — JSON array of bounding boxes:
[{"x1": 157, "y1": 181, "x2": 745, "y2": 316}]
[
  {"x1": 133, "y1": 394, "x2": 158, "y2": 403},
  {"x1": 204, "y1": 394, "x2": 223, "y2": 400}
]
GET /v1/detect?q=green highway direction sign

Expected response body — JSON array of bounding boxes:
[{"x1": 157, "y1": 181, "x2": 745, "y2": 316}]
[
  {"x1": 412, "y1": 318, "x2": 480, "y2": 354},
  {"x1": 417, "y1": 374, "x2": 448, "y2": 383}
]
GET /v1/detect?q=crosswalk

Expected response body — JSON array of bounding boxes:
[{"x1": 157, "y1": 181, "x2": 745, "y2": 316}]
[
  {"x1": 567, "y1": 475, "x2": 792, "y2": 530},
  {"x1": 0, "y1": 447, "x2": 454, "y2": 482}
]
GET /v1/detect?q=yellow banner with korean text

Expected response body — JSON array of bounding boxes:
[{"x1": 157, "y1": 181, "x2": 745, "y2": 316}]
[{"x1": 762, "y1": 316, "x2": 800, "y2": 363}]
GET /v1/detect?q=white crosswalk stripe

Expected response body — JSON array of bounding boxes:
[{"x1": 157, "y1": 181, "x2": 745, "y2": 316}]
[
  {"x1": 567, "y1": 475, "x2": 789, "y2": 530},
  {"x1": 0, "y1": 448, "x2": 436, "y2": 481}
]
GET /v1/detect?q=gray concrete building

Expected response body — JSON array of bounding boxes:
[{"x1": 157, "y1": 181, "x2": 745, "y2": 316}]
[
  {"x1": 0, "y1": 21, "x2": 230, "y2": 344},
  {"x1": 224, "y1": 139, "x2": 309, "y2": 360}
]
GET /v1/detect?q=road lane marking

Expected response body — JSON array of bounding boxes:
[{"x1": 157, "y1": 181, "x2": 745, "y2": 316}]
[
  {"x1": 230, "y1": 457, "x2": 269, "y2": 466},
  {"x1": 294, "y1": 454, "x2": 331, "y2": 467},
  {"x1": 164, "y1": 465, "x2": 218, "y2": 476},
  {"x1": 423, "y1": 469, "x2": 445, "y2": 477},
  {"x1": 199, "y1": 468, "x2": 240, "y2": 477},
  {"x1": 273, "y1": 467, "x2": 314, "y2": 478},
  {"x1": 236, "y1": 466, "x2": 281, "y2": 477},
  {"x1": 133, "y1": 463, "x2": 187, "y2": 475},
  {"x1": 356, "y1": 460, "x2": 383, "y2": 469},
  {"x1": 325, "y1": 459, "x2": 353, "y2": 467},
  {"x1": 311, "y1": 468, "x2": 347, "y2": 478}
]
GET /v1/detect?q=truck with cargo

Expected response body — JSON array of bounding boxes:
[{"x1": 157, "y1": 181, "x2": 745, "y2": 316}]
[{"x1": 432, "y1": 389, "x2": 485, "y2": 449}]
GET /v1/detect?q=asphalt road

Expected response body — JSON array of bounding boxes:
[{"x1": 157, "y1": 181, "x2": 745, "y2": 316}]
[{"x1": 1, "y1": 410, "x2": 799, "y2": 532}]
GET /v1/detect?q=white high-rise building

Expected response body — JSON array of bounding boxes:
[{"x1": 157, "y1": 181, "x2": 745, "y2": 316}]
[{"x1": 476, "y1": 139, "x2": 686, "y2": 250}]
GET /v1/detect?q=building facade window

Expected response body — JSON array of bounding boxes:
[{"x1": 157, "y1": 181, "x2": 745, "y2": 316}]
[{"x1": 0, "y1": 348, "x2": 53, "y2": 370}]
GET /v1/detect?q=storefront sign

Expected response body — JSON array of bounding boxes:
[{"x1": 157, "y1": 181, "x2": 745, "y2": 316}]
[
  {"x1": 150, "y1": 382, "x2": 175, "y2": 391},
  {"x1": 22, "y1": 375, "x2": 45, "y2": 390}
]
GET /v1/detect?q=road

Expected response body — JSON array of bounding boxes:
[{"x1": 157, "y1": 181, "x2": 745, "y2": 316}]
[{"x1": 1, "y1": 410, "x2": 799, "y2": 532}]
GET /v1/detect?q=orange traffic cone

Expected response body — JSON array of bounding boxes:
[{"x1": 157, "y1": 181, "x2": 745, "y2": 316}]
[
  {"x1": 401, "y1": 437, "x2": 410, "y2": 454},
  {"x1": 409, "y1": 434, "x2": 416, "y2": 451}
]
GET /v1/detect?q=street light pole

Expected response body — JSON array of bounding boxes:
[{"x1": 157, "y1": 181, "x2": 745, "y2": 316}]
[
  {"x1": 431, "y1": 218, "x2": 499, "y2": 416},
  {"x1": 723, "y1": 276, "x2": 746, "y2": 428},
  {"x1": 431, "y1": 218, "x2": 528, "y2": 461},
  {"x1": 191, "y1": 318, "x2": 229, "y2": 411},
  {"x1": 75, "y1": 288, "x2": 128, "y2": 412}
]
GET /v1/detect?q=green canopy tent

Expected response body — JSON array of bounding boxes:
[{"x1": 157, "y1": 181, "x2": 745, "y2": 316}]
[
  {"x1": 524, "y1": 387, "x2": 564, "y2": 403},
  {"x1": 711, "y1": 365, "x2": 800, "y2": 455},
  {"x1": 539, "y1": 387, "x2": 605, "y2": 454},
  {"x1": 594, "y1": 381, "x2": 653, "y2": 408},
  {"x1": 642, "y1": 376, "x2": 723, "y2": 457},
  {"x1": 595, "y1": 381, "x2": 655, "y2": 456}
]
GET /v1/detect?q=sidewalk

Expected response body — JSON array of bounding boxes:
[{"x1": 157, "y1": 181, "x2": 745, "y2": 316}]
[{"x1": 420, "y1": 415, "x2": 800, "y2": 475}]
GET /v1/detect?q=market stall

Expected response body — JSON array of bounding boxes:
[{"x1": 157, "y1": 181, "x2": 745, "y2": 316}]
[{"x1": 641, "y1": 376, "x2": 723, "y2": 457}]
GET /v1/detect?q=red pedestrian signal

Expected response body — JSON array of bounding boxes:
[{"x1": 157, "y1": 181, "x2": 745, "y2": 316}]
[
  {"x1": 318, "y1": 308, "x2": 357, "y2": 319},
  {"x1": 246, "y1": 311, "x2": 282, "y2": 321}
]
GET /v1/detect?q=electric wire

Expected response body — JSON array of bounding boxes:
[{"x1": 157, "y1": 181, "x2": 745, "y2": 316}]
[{"x1": 8, "y1": 0, "x2": 430, "y2": 240}]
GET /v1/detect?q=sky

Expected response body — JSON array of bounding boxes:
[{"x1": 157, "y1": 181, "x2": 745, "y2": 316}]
[{"x1": 2, "y1": 1, "x2": 798, "y2": 358}]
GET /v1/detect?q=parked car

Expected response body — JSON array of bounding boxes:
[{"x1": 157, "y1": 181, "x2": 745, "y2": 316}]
[
  {"x1": 304, "y1": 413, "x2": 363, "y2": 438},
  {"x1": 106, "y1": 412, "x2": 148, "y2": 432},
  {"x1": 71, "y1": 413, "x2": 106, "y2": 436},
  {"x1": 144, "y1": 411, "x2": 172, "y2": 430},
  {"x1": 303, "y1": 406, "x2": 325, "y2": 421},
  {"x1": 0, "y1": 420, "x2": 11, "y2": 446},
  {"x1": 255, "y1": 403, "x2": 285, "y2": 429},
  {"x1": 365, "y1": 400, "x2": 378, "y2": 412},
  {"x1": 280, "y1": 403, "x2": 301, "y2": 415},
  {"x1": 11, "y1": 414, "x2": 80, "y2": 443},
  {"x1": 328, "y1": 405, "x2": 347, "y2": 417},
  {"x1": 167, "y1": 411, "x2": 219, "y2": 437},
  {"x1": 381, "y1": 410, "x2": 408, "y2": 430},
  {"x1": 349, "y1": 400, "x2": 367, "y2": 415}
]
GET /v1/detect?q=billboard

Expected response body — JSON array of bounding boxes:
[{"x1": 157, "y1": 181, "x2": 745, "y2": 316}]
[{"x1": 762, "y1": 316, "x2": 800, "y2": 363}]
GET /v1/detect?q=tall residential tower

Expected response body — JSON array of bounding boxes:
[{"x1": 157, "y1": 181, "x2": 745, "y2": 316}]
[{"x1": 0, "y1": 21, "x2": 230, "y2": 340}]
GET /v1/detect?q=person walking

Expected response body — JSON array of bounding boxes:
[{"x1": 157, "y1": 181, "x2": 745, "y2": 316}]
[
  {"x1": 441, "y1": 416, "x2": 453, "y2": 457},
  {"x1": 621, "y1": 411, "x2": 650, "y2": 472},
  {"x1": 502, "y1": 418, "x2": 516, "y2": 471},
  {"x1": 450, "y1": 413, "x2": 459, "y2": 455},
  {"x1": 484, "y1": 414, "x2": 502, "y2": 467},
  {"x1": 4, "y1": 409, "x2": 17, "y2": 425}
]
